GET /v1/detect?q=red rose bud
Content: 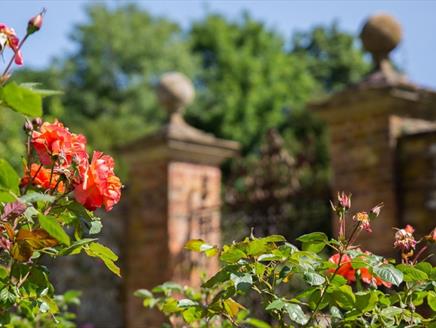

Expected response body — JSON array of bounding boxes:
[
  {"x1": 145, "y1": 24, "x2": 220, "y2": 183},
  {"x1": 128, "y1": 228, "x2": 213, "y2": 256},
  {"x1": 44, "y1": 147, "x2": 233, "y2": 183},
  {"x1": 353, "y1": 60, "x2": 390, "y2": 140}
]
[{"x1": 27, "y1": 9, "x2": 45, "y2": 35}]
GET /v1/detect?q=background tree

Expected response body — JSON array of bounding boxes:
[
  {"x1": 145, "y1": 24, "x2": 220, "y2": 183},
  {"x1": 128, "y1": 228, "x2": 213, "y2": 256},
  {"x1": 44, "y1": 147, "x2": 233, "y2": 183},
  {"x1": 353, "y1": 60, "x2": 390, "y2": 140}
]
[
  {"x1": 291, "y1": 21, "x2": 370, "y2": 93},
  {"x1": 186, "y1": 13, "x2": 316, "y2": 155}
]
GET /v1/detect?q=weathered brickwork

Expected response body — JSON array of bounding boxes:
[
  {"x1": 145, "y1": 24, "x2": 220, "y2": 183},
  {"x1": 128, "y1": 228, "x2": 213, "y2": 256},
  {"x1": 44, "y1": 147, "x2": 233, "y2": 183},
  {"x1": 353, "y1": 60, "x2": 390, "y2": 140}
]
[
  {"x1": 121, "y1": 72, "x2": 239, "y2": 328},
  {"x1": 313, "y1": 86, "x2": 436, "y2": 257}
]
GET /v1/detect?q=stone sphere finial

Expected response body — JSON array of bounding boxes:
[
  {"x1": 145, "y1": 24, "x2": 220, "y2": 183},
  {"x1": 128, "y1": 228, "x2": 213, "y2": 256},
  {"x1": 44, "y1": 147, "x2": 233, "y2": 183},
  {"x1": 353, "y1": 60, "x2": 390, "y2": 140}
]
[
  {"x1": 360, "y1": 13, "x2": 402, "y2": 65},
  {"x1": 156, "y1": 72, "x2": 195, "y2": 116}
]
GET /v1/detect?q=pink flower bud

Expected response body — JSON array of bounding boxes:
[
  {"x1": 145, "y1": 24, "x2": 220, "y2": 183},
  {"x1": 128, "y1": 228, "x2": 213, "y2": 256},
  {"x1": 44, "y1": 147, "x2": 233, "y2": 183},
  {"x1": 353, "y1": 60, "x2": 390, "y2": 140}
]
[
  {"x1": 369, "y1": 203, "x2": 383, "y2": 219},
  {"x1": 27, "y1": 9, "x2": 45, "y2": 35},
  {"x1": 337, "y1": 192, "x2": 351, "y2": 210}
]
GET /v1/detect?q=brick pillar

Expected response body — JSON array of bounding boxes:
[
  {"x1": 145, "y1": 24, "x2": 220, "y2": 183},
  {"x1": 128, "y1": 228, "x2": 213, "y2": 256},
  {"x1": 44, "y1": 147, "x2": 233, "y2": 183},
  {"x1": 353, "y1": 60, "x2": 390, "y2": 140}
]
[
  {"x1": 311, "y1": 14, "x2": 436, "y2": 256},
  {"x1": 122, "y1": 73, "x2": 239, "y2": 328}
]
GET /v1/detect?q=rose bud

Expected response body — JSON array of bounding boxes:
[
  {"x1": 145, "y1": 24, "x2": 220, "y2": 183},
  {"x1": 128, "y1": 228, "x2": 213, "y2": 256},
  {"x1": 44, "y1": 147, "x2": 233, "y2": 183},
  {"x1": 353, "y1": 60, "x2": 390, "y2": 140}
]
[
  {"x1": 425, "y1": 227, "x2": 436, "y2": 243},
  {"x1": 32, "y1": 117, "x2": 43, "y2": 128},
  {"x1": 337, "y1": 192, "x2": 351, "y2": 210},
  {"x1": 27, "y1": 9, "x2": 45, "y2": 35},
  {"x1": 23, "y1": 119, "x2": 33, "y2": 133}
]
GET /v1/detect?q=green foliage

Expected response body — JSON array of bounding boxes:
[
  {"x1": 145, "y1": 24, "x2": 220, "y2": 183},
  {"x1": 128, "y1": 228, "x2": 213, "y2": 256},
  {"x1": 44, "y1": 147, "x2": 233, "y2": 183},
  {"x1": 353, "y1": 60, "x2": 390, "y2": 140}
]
[
  {"x1": 136, "y1": 199, "x2": 436, "y2": 327},
  {"x1": 0, "y1": 82, "x2": 42, "y2": 117},
  {"x1": 291, "y1": 21, "x2": 370, "y2": 94},
  {"x1": 5, "y1": 290, "x2": 80, "y2": 328},
  {"x1": 0, "y1": 66, "x2": 120, "y2": 326},
  {"x1": 56, "y1": 4, "x2": 198, "y2": 152},
  {"x1": 187, "y1": 13, "x2": 316, "y2": 154}
]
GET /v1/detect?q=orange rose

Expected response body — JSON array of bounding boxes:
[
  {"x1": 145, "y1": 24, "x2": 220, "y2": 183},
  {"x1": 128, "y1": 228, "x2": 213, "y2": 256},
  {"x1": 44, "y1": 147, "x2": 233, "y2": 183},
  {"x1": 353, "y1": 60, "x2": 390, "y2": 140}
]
[
  {"x1": 21, "y1": 163, "x2": 64, "y2": 193},
  {"x1": 74, "y1": 151, "x2": 121, "y2": 211},
  {"x1": 31, "y1": 120, "x2": 88, "y2": 170}
]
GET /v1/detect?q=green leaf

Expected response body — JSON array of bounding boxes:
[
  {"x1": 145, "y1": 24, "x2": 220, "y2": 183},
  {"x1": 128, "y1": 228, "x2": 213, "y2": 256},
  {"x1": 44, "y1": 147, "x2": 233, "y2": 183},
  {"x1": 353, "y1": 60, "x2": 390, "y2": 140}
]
[
  {"x1": 182, "y1": 307, "x2": 203, "y2": 324},
  {"x1": 89, "y1": 220, "x2": 103, "y2": 235},
  {"x1": 265, "y1": 299, "x2": 285, "y2": 311},
  {"x1": 330, "y1": 306, "x2": 342, "y2": 319},
  {"x1": 101, "y1": 257, "x2": 121, "y2": 277},
  {"x1": 332, "y1": 285, "x2": 355, "y2": 310},
  {"x1": 162, "y1": 298, "x2": 180, "y2": 314},
  {"x1": 0, "y1": 266, "x2": 8, "y2": 279},
  {"x1": 230, "y1": 273, "x2": 252, "y2": 291},
  {"x1": 297, "y1": 232, "x2": 328, "y2": 253},
  {"x1": 178, "y1": 299, "x2": 199, "y2": 308},
  {"x1": 220, "y1": 246, "x2": 247, "y2": 263},
  {"x1": 89, "y1": 242, "x2": 118, "y2": 261},
  {"x1": 0, "y1": 81, "x2": 42, "y2": 116},
  {"x1": 38, "y1": 214, "x2": 70, "y2": 246},
  {"x1": 380, "y1": 306, "x2": 403, "y2": 318},
  {"x1": 19, "y1": 83, "x2": 63, "y2": 97},
  {"x1": 397, "y1": 264, "x2": 428, "y2": 282},
  {"x1": 373, "y1": 264, "x2": 403, "y2": 286},
  {"x1": 202, "y1": 265, "x2": 237, "y2": 289},
  {"x1": 20, "y1": 192, "x2": 56, "y2": 204},
  {"x1": 261, "y1": 235, "x2": 286, "y2": 243},
  {"x1": 223, "y1": 298, "x2": 245, "y2": 318},
  {"x1": 134, "y1": 289, "x2": 153, "y2": 298},
  {"x1": 428, "y1": 291, "x2": 436, "y2": 311},
  {"x1": 152, "y1": 282, "x2": 182, "y2": 294},
  {"x1": 247, "y1": 239, "x2": 269, "y2": 256},
  {"x1": 0, "y1": 159, "x2": 19, "y2": 196},
  {"x1": 355, "y1": 291, "x2": 378, "y2": 312},
  {"x1": 415, "y1": 262, "x2": 433, "y2": 275},
  {"x1": 244, "y1": 318, "x2": 271, "y2": 328},
  {"x1": 85, "y1": 242, "x2": 120, "y2": 277},
  {"x1": 58, "y1": 238, "x2": 97, "y2": 255},
  {"x1": 185, "y1": 239, "x2": 218, "y2": 257},
  {"x1": 284, "y1": 303, "x2": 308, "y2": 325},
  {"x1": 304, "y1": 271, "x2": 325, "y2": 286}
]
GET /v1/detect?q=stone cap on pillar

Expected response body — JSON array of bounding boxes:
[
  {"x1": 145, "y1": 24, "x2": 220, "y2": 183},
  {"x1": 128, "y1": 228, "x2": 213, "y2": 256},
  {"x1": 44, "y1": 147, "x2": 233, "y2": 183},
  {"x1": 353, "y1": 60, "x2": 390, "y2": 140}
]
[
  {"x1": 122, "y1": 72, "x2": 240, "y2": 166},
  {"x1": 310, "y1": 13, "x2": 436, "y2": 116}
]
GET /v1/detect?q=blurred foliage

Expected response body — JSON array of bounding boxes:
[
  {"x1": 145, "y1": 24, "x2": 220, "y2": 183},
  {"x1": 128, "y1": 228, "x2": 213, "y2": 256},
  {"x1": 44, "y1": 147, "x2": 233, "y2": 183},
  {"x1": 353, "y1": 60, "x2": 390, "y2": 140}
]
[
  {"x1": 291, "y1": 21, "x2": 371, "y2": 93},
  {"x1": 186, "y1": 13, "x2": 316, "y2": 154}
]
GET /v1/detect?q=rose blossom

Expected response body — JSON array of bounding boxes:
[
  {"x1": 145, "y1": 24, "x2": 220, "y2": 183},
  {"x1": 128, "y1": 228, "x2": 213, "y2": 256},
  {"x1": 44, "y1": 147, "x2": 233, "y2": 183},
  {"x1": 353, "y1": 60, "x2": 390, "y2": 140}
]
[
  {"x1": 394, "y1": 225, "x2": 416, "y2": 252},
  {"x1": 354, "y1": 212, "x2": 372, "y2": 232},
  {"x1": 31, "y1": 120, "x2": 88, "y2": 174},
  {"x1": 329, "y1": 252, "x2": 391, "y2": 288},
  {"x1": 0, "y1": 23, "x2": 23, "y2": 65},
  {"x1": 329, "y1": 253, "x2": 356, "y2": 283},
  {"x1": 20, "y1": 163, "x2": 64, "y2": 192},
  {"x1": 74, "y1": 151, "x2": 122, "y2": 211}
]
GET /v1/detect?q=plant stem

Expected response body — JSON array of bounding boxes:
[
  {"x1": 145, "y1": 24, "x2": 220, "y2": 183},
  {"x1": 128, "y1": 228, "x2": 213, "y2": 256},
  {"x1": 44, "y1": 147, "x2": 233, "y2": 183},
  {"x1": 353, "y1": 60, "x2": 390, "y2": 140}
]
[{"x1": 307, "y1": 222, "x2": 361, "y2": 326}]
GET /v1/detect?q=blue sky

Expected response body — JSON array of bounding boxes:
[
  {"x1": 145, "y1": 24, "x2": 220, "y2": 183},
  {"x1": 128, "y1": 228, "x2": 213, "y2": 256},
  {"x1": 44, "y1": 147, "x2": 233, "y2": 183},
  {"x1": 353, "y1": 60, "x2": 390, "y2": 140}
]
[{"x1": 1, "y1": 0, "x2": 436, "y2": 88}]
